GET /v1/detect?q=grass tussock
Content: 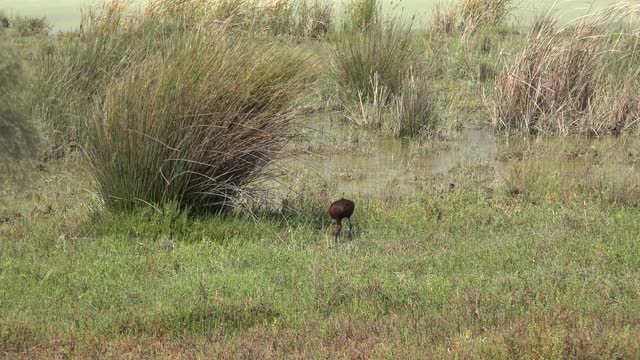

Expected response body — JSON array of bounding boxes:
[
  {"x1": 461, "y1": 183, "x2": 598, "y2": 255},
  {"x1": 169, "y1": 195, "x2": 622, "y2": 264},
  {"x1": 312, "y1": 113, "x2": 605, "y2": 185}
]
[
  {"x1": 342, "y1": 70, "x2": 438, "y2": 137},
  {"x1": 34, "y1": 0, "x2": 331, "y2": 150},
  {"x1": 330, "y1": 17, "x2": 413, "y2": 101},
  {"x1": 492, "y1": 18, "x2": 640, "y2": 136},
  {"x1": 85, "y1": 32, "x2": 311, "y2": 213},
  {"x1": 31, "y1": 0, "x2": 315, "y2": 211},
  {"x1": 265, "y1": 0, "x2": 334, "y2": 38},
  {"x1": 329, "y1": 14, "x2": 437, "y2": 137},
  {"x1": 33, "y1": 0, "x2": 159, "y2": 148}
]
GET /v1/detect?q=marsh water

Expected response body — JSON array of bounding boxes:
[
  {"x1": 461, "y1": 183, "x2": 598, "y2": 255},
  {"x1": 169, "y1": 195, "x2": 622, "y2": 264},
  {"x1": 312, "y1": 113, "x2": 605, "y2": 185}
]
[
  {"x1": 296, "y1": 115, "x2": 639, "y2": 197},
  {"x1": 304, "y1": 123, "x2": 500, "y2": 196},
  {"x1": 2, "y1": 0, "x2": 619, "y2": 31}
]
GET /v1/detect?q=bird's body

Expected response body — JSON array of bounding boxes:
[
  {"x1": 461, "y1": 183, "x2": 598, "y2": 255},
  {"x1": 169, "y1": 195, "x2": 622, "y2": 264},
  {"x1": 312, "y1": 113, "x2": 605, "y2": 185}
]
[{"x1": 329, "y1": 198, "x2": 355, "y2": 241}]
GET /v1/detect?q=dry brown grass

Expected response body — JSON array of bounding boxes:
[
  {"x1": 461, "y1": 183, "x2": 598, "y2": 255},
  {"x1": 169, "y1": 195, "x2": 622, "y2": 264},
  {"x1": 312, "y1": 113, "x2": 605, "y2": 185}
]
[{"x1": 491, "y1": 16, "x2": 640, "y2": 136}]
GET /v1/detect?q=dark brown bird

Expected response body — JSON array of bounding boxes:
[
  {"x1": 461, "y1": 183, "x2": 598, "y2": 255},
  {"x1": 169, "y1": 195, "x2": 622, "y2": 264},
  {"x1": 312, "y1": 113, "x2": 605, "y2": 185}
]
[{"x1": 329, "y1": 198, "x2": 355, "y2": 241}]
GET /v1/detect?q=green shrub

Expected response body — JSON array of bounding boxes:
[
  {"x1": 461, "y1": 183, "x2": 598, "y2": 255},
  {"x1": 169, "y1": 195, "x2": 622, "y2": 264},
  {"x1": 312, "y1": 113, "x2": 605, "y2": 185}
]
[{"x1": 86, "y1": 33, "x2": 311, "y2": 212}]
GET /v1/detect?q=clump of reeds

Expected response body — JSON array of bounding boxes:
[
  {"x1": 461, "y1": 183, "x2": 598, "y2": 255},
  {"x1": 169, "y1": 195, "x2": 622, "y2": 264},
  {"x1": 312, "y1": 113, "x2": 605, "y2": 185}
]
[
  {"x1": 492, "y1": 23, "x2": 601, "y2": 134},
  {"x1": 31, "y1": 0, "x2": 315, "y2": 211},
  {"x1": 35, "y1": 0, "x2": 333, "y2": 150},
  {"x1": 492, "y1": 13, "x2": 640, "y2": 136},
  {"x1": 456, "y1": 0, "x2": 512, "y2": 35},
  {"x1": 85, "y1": 32, "x2": 311, "y2": 212},
  {"x1": 343, "y1": 68, "x2": 438, "y2": 137},
  {"x1": 530, "y1": 11, "x2": 558, "y2": 36},
  {"x1": 329, "y1": 17, "x2": 413, "y2": 102},
  {"x1": 330, "y1": 8, "x2": 437, "y2": 137},
  {"x1": 389, "y1": 70, "x2": 438, "y2": 137},
  {"x1": 501, "y1": 160, "x2": 546, "y2": 198},
  {"x1": 262, "y1": 0, "x2": 333, "y2": 38},
  {"x1": 429, "y1": 0, "x2": 512, "y2": 37},
  {"x1": 429, "y1": 1, "x2": 458, "y2": 35},
  {"x1": 293, "y1": 0, "x2": 333, "y2": 39}
]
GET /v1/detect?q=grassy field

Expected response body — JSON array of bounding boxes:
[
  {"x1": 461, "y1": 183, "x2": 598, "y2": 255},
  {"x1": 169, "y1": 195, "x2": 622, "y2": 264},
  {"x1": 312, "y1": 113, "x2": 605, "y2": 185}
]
[{"x1": 2, "y1": 0, "x2": 640, "y2": 358}]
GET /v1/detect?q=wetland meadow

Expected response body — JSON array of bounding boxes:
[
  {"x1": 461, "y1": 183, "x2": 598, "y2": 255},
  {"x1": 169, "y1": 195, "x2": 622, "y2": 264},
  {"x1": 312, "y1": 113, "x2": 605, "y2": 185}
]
[{"x1": 2, "y1": 0, "x2": 640, "y2": 358}]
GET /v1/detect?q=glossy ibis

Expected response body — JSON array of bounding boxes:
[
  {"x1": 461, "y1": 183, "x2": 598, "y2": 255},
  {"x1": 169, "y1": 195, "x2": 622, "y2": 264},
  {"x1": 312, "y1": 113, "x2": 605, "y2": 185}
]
[{"x1": 329, "y1": 198, "x2": 355, "y2": 241}]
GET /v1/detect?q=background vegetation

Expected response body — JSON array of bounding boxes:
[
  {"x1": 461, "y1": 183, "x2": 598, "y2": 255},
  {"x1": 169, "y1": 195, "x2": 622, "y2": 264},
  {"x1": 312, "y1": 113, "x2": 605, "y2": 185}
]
[{"x1": 0, "y1": 30, "x2": 39, "y2": 192}]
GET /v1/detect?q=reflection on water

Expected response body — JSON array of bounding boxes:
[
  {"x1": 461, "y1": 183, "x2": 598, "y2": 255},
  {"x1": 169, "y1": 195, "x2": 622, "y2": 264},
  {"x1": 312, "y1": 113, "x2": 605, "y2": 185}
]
[
  {"x1": 300, "y1": 118, "x2": 500, "y2": 195},
  {"x1": 297, "y1": 118, "x2": 640, "y2": 197},
  {"x1": 313, "y1": 128, "x2": 497, "y2": 195}
]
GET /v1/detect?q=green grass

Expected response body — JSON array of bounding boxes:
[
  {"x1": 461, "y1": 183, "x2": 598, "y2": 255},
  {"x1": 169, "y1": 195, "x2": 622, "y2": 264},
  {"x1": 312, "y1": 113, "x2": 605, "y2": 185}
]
[{"x1": 2, "y1": 152, "x2": 640, "y2": 357}]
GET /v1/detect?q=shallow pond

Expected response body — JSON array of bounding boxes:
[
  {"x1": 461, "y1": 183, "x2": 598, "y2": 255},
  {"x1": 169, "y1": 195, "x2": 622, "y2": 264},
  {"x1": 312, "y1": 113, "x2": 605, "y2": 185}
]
[
  {"x1": 294, "y1": 117, "x2": 640, "y2": 197},
  {"x1": 1, "y1": 0, "x2": 619, "y2": 31}
]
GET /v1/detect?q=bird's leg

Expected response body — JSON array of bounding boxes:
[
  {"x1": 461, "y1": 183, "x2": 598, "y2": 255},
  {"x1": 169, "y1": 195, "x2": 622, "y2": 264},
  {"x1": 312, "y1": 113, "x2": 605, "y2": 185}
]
[{"x1": 333, "y1": 220, "x2": 342, "y2": 242}]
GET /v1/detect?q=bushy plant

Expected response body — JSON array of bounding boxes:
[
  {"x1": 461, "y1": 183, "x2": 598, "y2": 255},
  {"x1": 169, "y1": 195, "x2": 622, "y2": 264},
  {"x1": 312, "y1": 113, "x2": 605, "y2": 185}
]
[
  {"x1": 344, "y1": 69, "x2": 438, "y2": 137},
  {"x1": 33, "y1": 0, "x2": 160, "y2": 148},
  {"x1": 329, "y1": 17, "x2": 414, "y2": 102},
  {"x1": 86, "y1": 33, "x2": 311, "y2": 212}
]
